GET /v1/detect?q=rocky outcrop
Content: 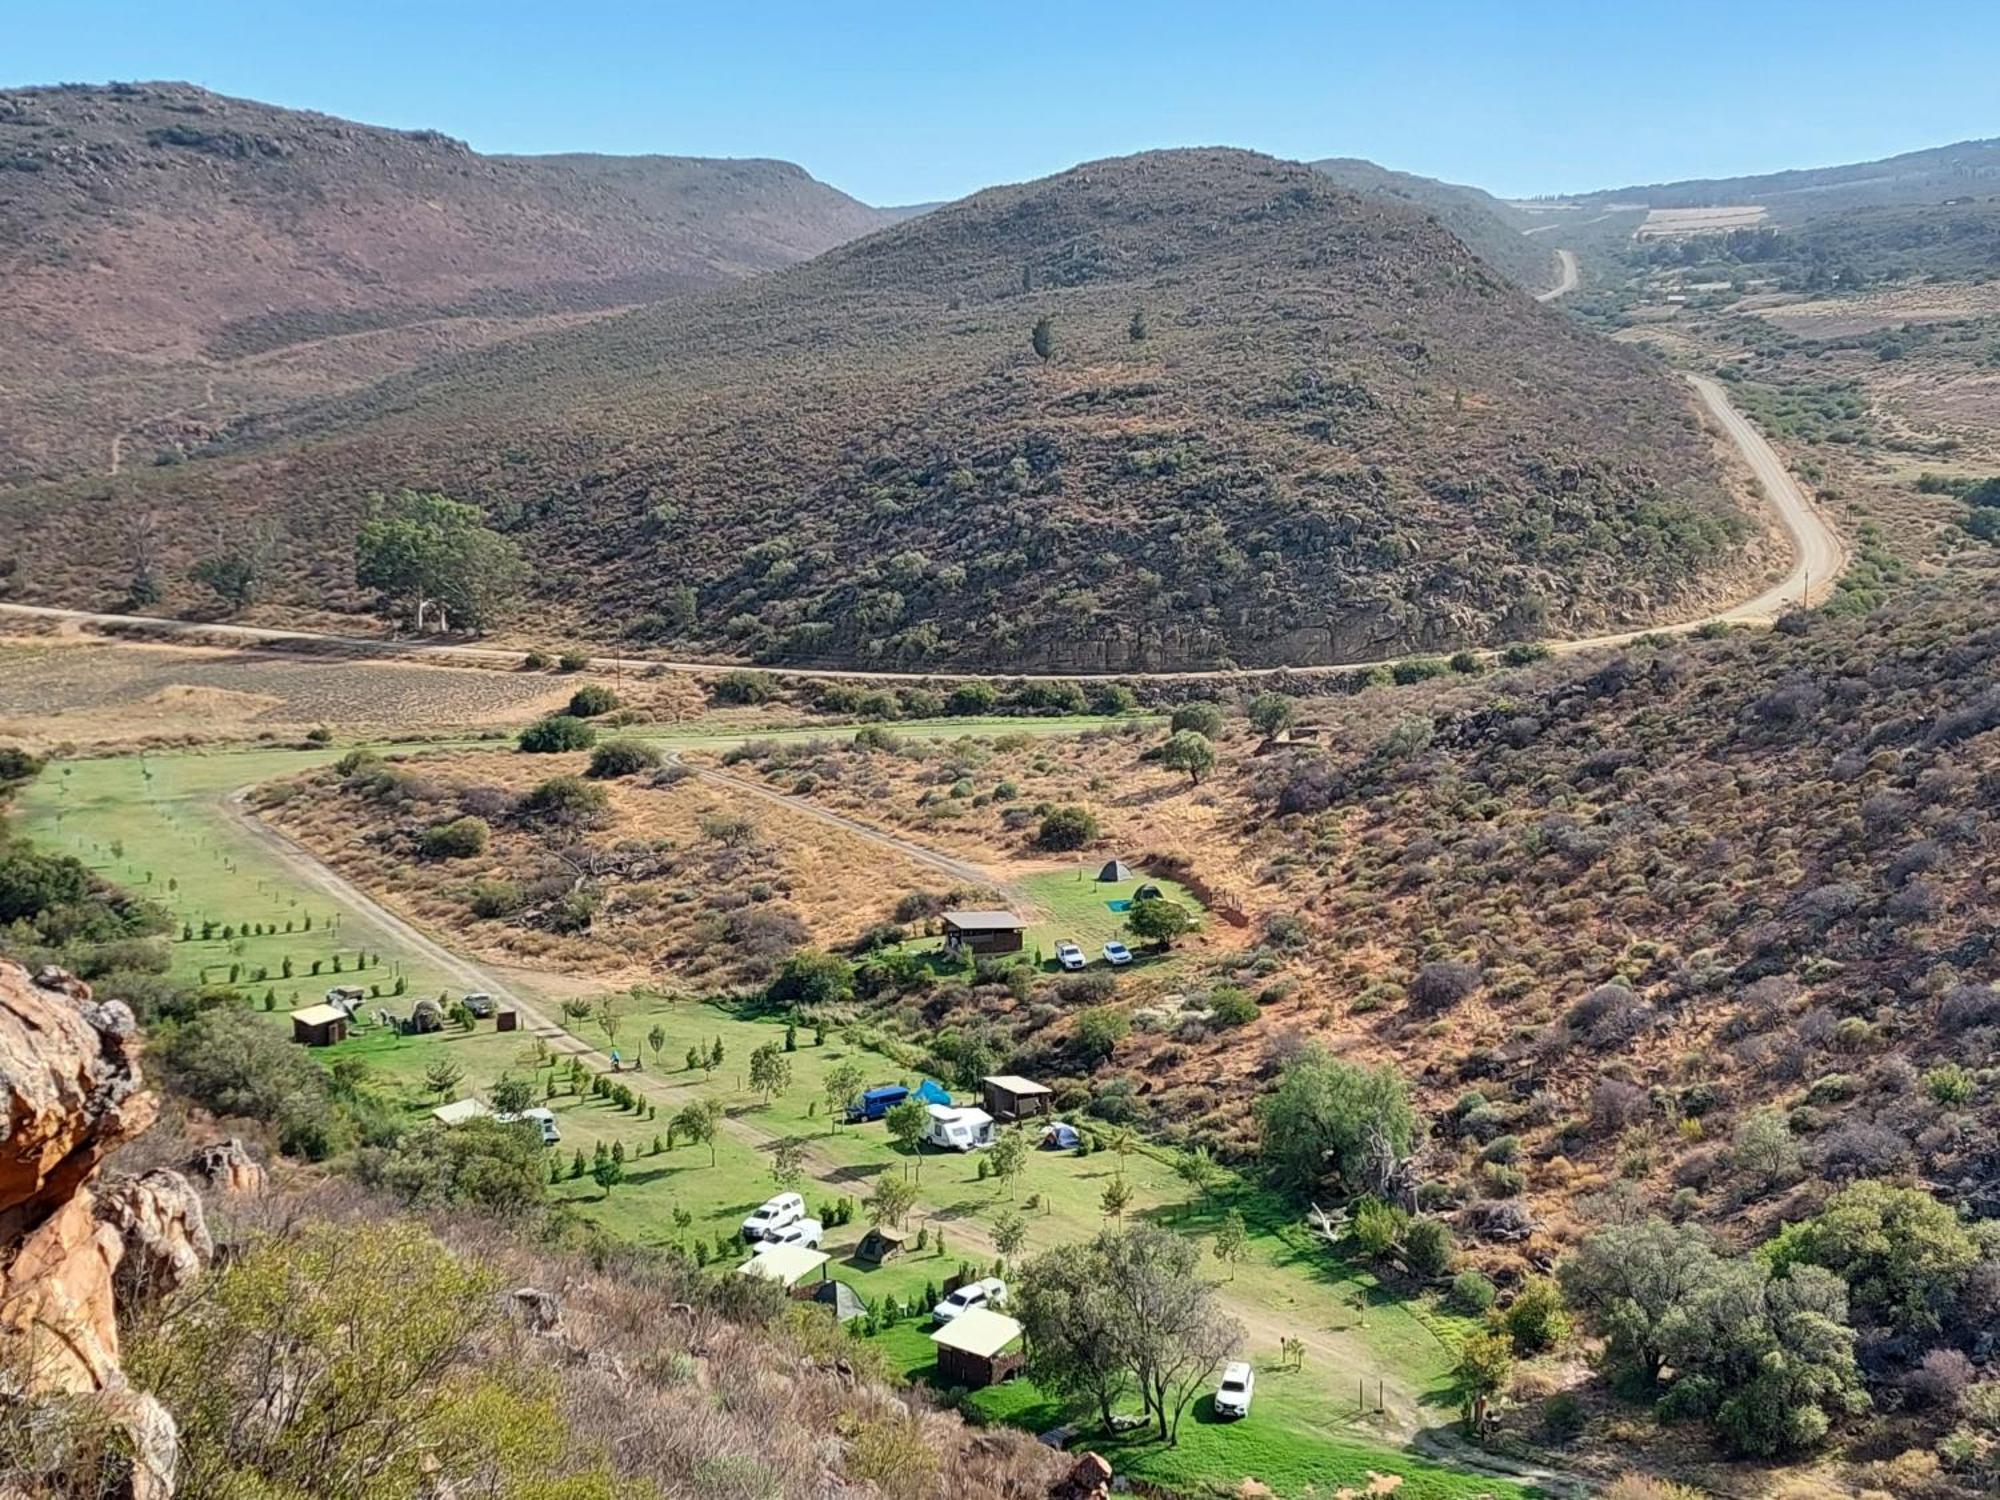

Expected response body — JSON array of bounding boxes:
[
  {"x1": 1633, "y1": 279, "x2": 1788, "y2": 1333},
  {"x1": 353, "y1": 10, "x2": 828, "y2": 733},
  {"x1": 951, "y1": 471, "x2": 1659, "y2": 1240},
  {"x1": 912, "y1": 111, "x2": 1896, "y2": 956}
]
[
  {"x1": 0, "y1": 962, "x2": 182, "y2": 1498},
  {"x1": 95, "y1": 1170, "x2": 212, "y2": 1316},
  {"x1": 1048, "y1": 1453, "x2": 1113, "y2": 1500},
  {"x1": 183, "y1": 1137, "x2": 265, "y2": 1196}
]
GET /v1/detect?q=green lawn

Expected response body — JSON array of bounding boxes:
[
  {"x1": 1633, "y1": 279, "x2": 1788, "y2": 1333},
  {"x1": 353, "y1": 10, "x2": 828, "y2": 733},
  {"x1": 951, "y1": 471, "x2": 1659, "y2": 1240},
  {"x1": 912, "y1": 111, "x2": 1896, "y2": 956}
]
[
  {"x1": 866, "y1": 1322, "x2": 1532, "y2": 1500},
  {"x1": 11, "y1": 720, "x2": 1518, "y2": 1498}
]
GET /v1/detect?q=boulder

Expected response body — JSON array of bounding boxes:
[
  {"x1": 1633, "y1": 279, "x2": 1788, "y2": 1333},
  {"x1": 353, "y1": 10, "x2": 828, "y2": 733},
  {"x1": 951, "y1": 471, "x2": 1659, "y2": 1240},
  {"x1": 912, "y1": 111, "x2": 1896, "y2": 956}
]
[
  {"x1": 184, "y1": 1137, "x2": 265, "y2": 1196},
  {"x1": 95, "y1": 1170, "x2": 213, "y2": 1314},
  {"x1": 1050, "y1": 1452, "x2": 1113, "y2": 1500}
]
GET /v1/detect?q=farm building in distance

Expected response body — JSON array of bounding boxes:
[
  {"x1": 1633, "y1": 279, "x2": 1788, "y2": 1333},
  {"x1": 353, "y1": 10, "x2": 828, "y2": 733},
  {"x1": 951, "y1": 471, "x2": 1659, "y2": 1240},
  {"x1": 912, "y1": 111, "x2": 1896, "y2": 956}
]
[
  {"x1": 289, "y1": 1004, "x2": 348, "y2": 1047},
  {"x1": 941, "y1": 910, "x2": 1027, "y2": 956},
  {"x1": 982, "y1": 1075, "x2": 1053, "y2": 1123},
  {"x1": 930, "y1": 1307, "x2": 1026, "y2": 1389}
]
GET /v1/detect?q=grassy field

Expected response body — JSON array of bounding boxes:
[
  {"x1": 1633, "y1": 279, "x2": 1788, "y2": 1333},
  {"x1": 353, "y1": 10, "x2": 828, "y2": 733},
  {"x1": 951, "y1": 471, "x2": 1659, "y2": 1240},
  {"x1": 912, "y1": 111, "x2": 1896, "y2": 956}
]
[{"x1": 10, "y1": 720, "x2": 1514, "y2": 1498}]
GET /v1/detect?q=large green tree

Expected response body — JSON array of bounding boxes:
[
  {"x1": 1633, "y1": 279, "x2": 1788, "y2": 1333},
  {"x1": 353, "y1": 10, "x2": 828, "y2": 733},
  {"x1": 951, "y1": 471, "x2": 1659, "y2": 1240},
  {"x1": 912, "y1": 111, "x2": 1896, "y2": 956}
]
[
  {"x1": 354, "y1": 490, "x2": 528, "y2": 632},
  {"x1": 1254, "y1": 1046, "x2": 1416, "y2": 1196},
  {"x1": 1764, "y1": 1179, "x2": 1981, "y2": 1334}
]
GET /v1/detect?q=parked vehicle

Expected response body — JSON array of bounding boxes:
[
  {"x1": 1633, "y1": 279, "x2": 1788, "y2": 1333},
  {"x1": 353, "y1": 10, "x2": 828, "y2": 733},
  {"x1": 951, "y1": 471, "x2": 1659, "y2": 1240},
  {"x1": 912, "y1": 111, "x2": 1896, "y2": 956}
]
[
  {"x1": 1101, "y1": 941, "x2": 1132, "y2": 966},
  {"x1": 460, "y1": 991, "x2": 496, "y2": 1018},
  {"x1": 847, "y1": 1084, "x2": 910, "y2": 1123},
  {"x1": 741, "y1": 1192, "x2": 808, "y2": 1242},
  {"x1": 924, "y1": 1104, "x2": 996, "y2": 1151},
  {"x1": 757, "y1": 1218, "x2": 824, "y2": 1251},
  {"x1": 932, "y1": 1277, "x2": 1006, "y2": 1325},
  {"x1": 494, "y1": 1105, "x2": 562, "y2": 1145},
  {"x1": 1215, "y1": 1361, "x2": 1254, "y2": 1418},
  {"x1": 1055, "y1": 940, "x2": 1086, "y2": 971}
]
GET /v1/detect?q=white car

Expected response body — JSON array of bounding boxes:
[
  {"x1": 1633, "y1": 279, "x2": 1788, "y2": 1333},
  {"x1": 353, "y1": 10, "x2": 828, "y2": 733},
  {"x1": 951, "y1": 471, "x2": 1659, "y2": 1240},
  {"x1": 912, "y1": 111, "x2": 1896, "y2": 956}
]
[
  {"x1": 1216, "y1": 1360, "x2": 1248, "y2": 1424},
  {"x1": 756, "y1": 1218, "x2": 823, "y2": 1251},
  {"x1": 496, "y1": 1106, "x2": 562, "y2": 1145},
  {"x1": 932, "y1": 1276, "x2": 1007, "y2": 1325},
  {"x1": 1101, "y1": 942, "x2": 1133, "y2": 966},
  {"x1": 741, "y1": 1192, "x2": 807, "y2": 1243},
  {"x1": 1054, "y1": 941, "x2": 1086, "y2": 971},
  {"x1": 1215, "y1": 1361, "x2": 1254, "y2": 1418},
  {"x1": 460, "y1": 991, "x2": 496, "y2": 1018}
]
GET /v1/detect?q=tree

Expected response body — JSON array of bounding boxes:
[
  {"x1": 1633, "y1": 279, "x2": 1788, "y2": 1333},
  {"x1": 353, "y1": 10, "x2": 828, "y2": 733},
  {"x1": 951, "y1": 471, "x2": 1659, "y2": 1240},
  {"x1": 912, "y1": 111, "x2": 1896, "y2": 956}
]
[
  {"x1": 1255, "y1": 1046, "x2": 1417, "y2": 1196},
  {"x1": 1247, "y1": 691, "x2": 1297, "y2": 738},
  {"x1": 885, "y1": 1098, "x2": 931, "y2": 1159},
  {"x1": 1097, "y1": 1226, "x2": 1244, "y2": 1442},
  {"x1": 1351, "y1": 1195, "x2": 1407, "y2": 1258},
  {"x1": 1212, "y1": 1209, "x2": 1248, "y2": 1278},
  {"x1": 1173, "y1": 1146, "x2": 1219, "y2": 1203},
  {"x1": 1764, "y1": 1179, "x2": 1980, "y2": 1334},
  {"x1": 748, "y1": 1042, "x2": 793, "y2": 1104},
  {"x1": 560, "y1": 997, "x2": 594, "y2": 1030},
  {"x1": 590, "y1": 1155, "x2": 625, "y2": 1197},
  {"x1": 517, "y1": 716, "x2": 597, "y2": 754},
  {"x1": 1031, "y1": 315, "x2": 1053, "y2": 363},
  {"x1": 422, "y1": 1059, "x2": 465, "y2": 1102},
  {"x1": 989, "y1": 1129, "x2": 1030, "y2": 1195},
  {"x1": 1128, "y1": 307, "x2": 1148, "y2": 342},
  {"x1": 1013, "y1": 1243, "x2": 1136, "y2": 1433},
  {"x1": 593, "y1": 996, "x2": 621, "y2": 1051},
  {"x1": 823, "y1": 1061, "x2": 866, "y2": 1132},
  {"x1": 1100, "y1": 1176, "x2": 1133, "y2": 1222},
  {"x1": 674, "y1": 1099, "x2": 722, "y2": 1166},
  {"x1": 771, "y1": 1138, "x2": 807, "y2": 1188},
  {"x1": 866, "y1": 1175, "x2": 919, "y2": 1228},
  {"x1": 647, "y1": 1024, "x2": 667, "y2": 1069},
  {"x1": 993, "y1": 1210, "x2": 1029, "y2": 1261},
  {"x1": 768, "y1": 950, "x2": 853, "y2": 1008},
  {"x1": 1157, "y1": 730, "x2": 1216, "y2": 784},
  {"x1": 354, "y1": 490, "x2": 528, "y2": 632},
  {"x1": 1455, "y1": 1328, "x2": 1514, "y2": 1433},
  {"x1": 566, "y1": 683, "x2": 619, "y2": 718},
  {"x1": 190, "y1": 544, "x2": 271, "y2": 613},
  {"x1": 1168, "y1": 701, "x2": 1225, "y2": 738},
  {"x1": 1035, "y1": 804, "x2": 1099, "y2": 852},
  {"x1": 1126, "y1": 898, "x2": 1194, "y2": 949},
  {"x1": 488, "y1": 1075, "x2": 536, "y2": 1118},
  {"x1": 1559, "y1": 1218, "x2": 1728, "y2": 1386},
  {"x1": 1402, "y1": 1215, "x2": 1457, "y2": 1278}
]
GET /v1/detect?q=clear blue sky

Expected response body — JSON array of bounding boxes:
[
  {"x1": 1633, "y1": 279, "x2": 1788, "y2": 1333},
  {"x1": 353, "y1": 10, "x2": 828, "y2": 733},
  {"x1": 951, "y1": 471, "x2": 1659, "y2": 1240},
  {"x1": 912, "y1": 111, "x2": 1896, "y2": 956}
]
[{"x1": 9, "y1": 1, "x2": 1996, "y2": 205}]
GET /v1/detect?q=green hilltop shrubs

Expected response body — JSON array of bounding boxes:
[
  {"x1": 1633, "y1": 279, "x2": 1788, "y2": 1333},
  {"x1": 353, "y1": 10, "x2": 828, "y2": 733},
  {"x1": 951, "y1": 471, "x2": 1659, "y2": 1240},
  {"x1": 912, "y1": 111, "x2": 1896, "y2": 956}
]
[{"x1": 517, "y1": 714, "x2": 596, "y2": 753}]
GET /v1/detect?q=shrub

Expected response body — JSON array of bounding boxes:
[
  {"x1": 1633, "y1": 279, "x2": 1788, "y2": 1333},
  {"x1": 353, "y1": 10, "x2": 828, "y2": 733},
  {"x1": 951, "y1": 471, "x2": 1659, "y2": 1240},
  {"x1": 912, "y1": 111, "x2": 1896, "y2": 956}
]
[
  {"x1": 468, "y1": 879, "x2": 523, "y2": 919},
  {"x1": 1207, "y1": 988, "x2": 1259, "y2": 1027},
  {"x1": 556, "y1": 651, "x2": 590, "y2": 672},
  {"x1": 1350, "y1": 1196, "x2": 1408, "y2": 1258},
  {"x1": 1402, "y1": 1215, "x2": 1456, "y2": 1277},
  {"x1": 1924, "y1": 1064, "x2": 1975, "y2": 1105},
  {"x1": 711, "y1": 669, "x2": 777, "y2": 705},
  {"x1": 1502, "y1": 1276, "x2": 1571, "y2": 1354},
  {"x1": 1449, "y1": 1270, "x2": 1497, "y2": 1314},
  {"x1": 1168, "y1": 701, "x2": 1225, "y2": 738},
  {"x1": 566, "y1": 683, "x2": 620, "y2": 717},
  {"x1": 516, "y1": 715, "x2": 596, "y2": 753},
  {"x1": 420, "y1": 816, "x2": 489, "y2": 860},
  {"x1": 1409, "y1": 960, "x2": 1482, "y2": 1012},
  {"x1": 1035, "y1": 805, "x2": 1099, "y2": 851},
  {"x1": 519, "y1": 775, "x2": 609, "y2": 826},
  {"x1": 586, "y1": 739, "x2": 662, "y2": 779}
]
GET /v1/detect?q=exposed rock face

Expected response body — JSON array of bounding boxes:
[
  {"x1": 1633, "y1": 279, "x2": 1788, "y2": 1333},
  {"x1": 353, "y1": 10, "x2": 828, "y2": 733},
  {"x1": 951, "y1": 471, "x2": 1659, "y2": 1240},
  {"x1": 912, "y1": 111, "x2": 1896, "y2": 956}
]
[
  {"x1": 0, "y1": 962, "x2": 180, "y2": 1498},
  {"x1": 1048, "y1": 1452, "x2": 1113, "y2": 1500},
  {"x1": 95, "y1": 1170, "x2": 213, "y2": 1315},
  {"x1": 183, "y1": 1137, "x2": 265, "y2": 1196}
]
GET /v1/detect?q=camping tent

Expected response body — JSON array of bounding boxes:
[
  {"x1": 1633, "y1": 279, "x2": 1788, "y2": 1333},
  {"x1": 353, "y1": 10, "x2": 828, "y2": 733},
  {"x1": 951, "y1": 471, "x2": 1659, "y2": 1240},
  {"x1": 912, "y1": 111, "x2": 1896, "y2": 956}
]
[
  {"x1": 916, "y1": 1079, "x2": 952, "y2": 1106},
  {"x1": 1133, "y1": 883, "x2": 1165, "y2": 902},
  {"x1": 1041, "y1": 1121, "x2": 1081, "y2": 1150},
  {"x1": 1096, "y1": 859, "x2": 1135, "y2": 882}
]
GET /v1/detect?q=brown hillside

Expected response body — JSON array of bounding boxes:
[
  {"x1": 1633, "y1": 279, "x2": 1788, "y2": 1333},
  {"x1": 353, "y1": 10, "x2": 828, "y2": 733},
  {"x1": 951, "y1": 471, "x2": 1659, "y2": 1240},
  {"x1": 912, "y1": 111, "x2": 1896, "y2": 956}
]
[
  {"x1": 5, "y1": 148, "x2": 1765, "y2": 671},
  {"x1": 0, "y1": 81, "x2": 894, "y2": 479}
]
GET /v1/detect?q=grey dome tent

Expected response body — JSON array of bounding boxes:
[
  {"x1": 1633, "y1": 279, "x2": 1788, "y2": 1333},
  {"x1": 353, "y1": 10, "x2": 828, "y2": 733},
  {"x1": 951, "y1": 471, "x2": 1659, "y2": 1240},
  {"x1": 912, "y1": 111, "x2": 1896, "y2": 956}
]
[{"x1": 1096, "y1": 859, "x2": 1135, "y2": 883}]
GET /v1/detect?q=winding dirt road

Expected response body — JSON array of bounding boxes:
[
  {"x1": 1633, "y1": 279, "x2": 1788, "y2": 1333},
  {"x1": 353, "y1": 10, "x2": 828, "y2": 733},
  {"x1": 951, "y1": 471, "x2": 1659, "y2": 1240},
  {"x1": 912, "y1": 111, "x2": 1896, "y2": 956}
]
[
  {"x1": 0, "y1": 359, "x2": 1838, "y2": 684},
  {"x1": 1534, "y1": 247, "x2": 1579, "y2": 302}
]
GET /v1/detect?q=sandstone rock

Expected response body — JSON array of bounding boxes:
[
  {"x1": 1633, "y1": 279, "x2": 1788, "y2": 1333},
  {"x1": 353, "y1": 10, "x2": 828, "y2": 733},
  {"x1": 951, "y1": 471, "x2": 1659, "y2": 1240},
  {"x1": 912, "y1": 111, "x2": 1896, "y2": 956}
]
[
  {"x1": 1049, "y1": 1452, "x2": 1113, "y2": 1500},
  {"x1": 0, "y1": 961, "x2": 180, "y2": 1497},
  {"x1": 184, "y1": 1137, "x2": 265, "y2": 1196},
  {"x1": 95, "y1": 1169, "x2": 213, "y2": 1314},
  {"x1": 508, "y1": 1285, "x2": 562, "y2": 1332}
]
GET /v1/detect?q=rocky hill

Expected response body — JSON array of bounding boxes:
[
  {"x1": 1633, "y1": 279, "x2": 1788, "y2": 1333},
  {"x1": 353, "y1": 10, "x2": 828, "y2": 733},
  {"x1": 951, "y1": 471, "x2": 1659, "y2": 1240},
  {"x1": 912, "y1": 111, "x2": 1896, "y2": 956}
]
[
  {"x1": 0, "y1": 81, "x2": 895, "y2": 479},
  {"x1": 1311, "y1": 155, "x2": 1558, "y2": 290},
  {"x1": 3, "y1": 148, "x2": 1762, "y2": 672},
  {"x1": 1567, "y1": 136, "x2": 2000, "y2": 220}
]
